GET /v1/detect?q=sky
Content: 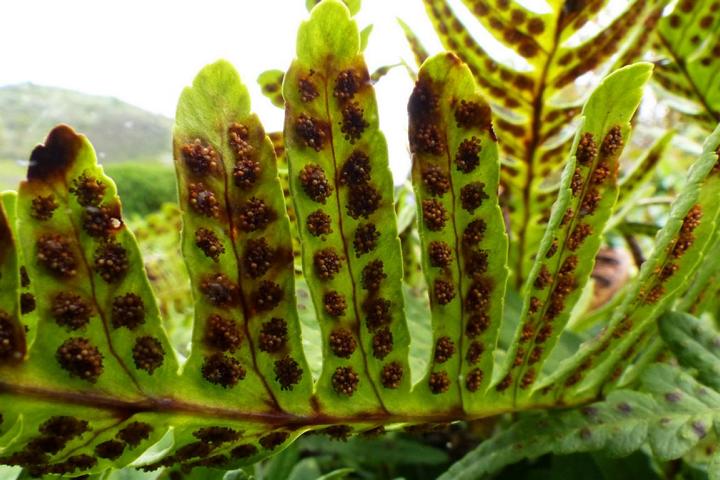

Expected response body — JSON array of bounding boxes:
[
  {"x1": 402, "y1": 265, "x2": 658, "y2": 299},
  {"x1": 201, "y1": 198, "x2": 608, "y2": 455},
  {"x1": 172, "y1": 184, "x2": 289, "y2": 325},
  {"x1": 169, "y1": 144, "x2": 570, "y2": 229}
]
[{"x1": 0, "y1": 0, "x2": 454, "y2": 180}]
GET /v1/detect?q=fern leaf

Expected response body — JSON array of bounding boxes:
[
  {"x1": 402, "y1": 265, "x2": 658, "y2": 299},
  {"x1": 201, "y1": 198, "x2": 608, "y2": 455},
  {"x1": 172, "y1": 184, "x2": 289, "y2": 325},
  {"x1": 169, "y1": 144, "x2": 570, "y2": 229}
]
[
  {"x1": 283, "y1": 0, "x2": 411, "y2": 414},
  {"x1": 397, "y1": 18, "x2": 429, "y2": 67},
  {"x1": 407, "y1": 53, "x2": 508, "y2": 411},
  {"x1": 258, "y1": 69, "x2": 285, "y2": 109}
]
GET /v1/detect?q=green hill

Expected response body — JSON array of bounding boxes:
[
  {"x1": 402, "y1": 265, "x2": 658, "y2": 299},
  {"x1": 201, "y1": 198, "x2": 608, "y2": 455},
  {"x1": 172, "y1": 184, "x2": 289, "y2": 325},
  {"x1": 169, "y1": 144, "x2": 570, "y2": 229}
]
[{"x1": 0, "y1": 83, "x2": 173, "y2": 191}]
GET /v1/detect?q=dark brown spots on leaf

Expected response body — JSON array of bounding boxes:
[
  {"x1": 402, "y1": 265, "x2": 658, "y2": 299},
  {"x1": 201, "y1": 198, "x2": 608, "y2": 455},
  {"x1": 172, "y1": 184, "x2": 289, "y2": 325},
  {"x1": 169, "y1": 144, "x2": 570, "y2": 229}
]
[
  {"x1": 340, "y1": 150, "x2": 372, "y2": 186},
  {"x1": 434, "y1": 336, "x2": 455, "y2": 363},
  {"x1": 260, "y1": 431, "x2": 290, "y2": 450},
  {"x1": 132, "y1": 336, "x2": 164, "y2": 374},
  {"x1": 353, "y1": 223, "x2": 379, "y2": 256},
  {"x1": 455, "y1": 100, "x2": 492, "y2": 131},
  {"x1": 295, "y1": 114, "x2": 326, "y2": 151},
  {"x1": 527, "y1": 17, "x2": 545, "y2": 34},
  {"x1": 520, "y1": 369, "x2": 536, "y2": 389},
  {"x1": 456, "y1": 137, "x2": 481, "y2": 173},
  {"x1": 51, "y1": 292, "x2": 92, "y2": 330},
  {"x1": 307, "y1": 210, "x2": 332, "y2": 237},
  {"x1": 244, "y1": 238, "x2": 273, "y2": 278},
  {"x1": 70, "y1": 173, "x2": 106, "y2": 207},
  {"x1": 521, "y1": 322, "x2": 534, "y2": 342},
  {"x1": 363, "y1": 297, "x2": 391, "y2": 331},
  {"x1": 56, "y1": 337, "x2": 103, "y2": 382},
  {"x1": 117, "y1": 422, "x2": 153, "y2": 447},
  {"x1": 37, "y1": 234, "x2": 77, "y2": 277},
  {"x1": 188, "y1": 183, "x2": 220, "y2": 218},
  {"x1": 466, "y1": 313, "x2": 489, "y2": 338},
  {"x1": 82, "y1": 205, "x2": 121, "y2": 238},
  {"x1": 205, "y1": 314, "x2": 242, "y2": 352},
  {"x1": 529, "y1": 346, "x2": 543, "y2": 364},
  {"x1": 580, "y1": 188, "x2": 601, "y2": 215},
  {"x1": 300, "y1": 164, "x2": 333, "y2": 203},
  {"x1": 422, "y1": 199, "x2": 447, "y2": 231},
  {"x1": 0, "y1": 312, "x2": 18, "y2": 359},
  {"x1": 568, "y1": 223, "x2": 592, "y2": 251},
  {"x1": 576, "y1": 133, "x2": 597, "y2": 165},
  {"x1": 660, "y1": 263, "x2": 679, "y2": 281},
  {"x1": 466, "y1": 368, "x2": 483, "y2": 392},
  {"x1": 231, "y1": 443, "x2": 258, "y2": 458},
  {"x1": 202, "y1": 353, "x2": 245, "y2": 387},
  {"x1": 332, "y1": 366, "x2": 359, "y2": 396},
  {"x1": 195, "y1": 228, "x2": 225, "y2": 262},
  {"x1": 429, "y1": 371, "x2": 450, "y2": 394},
  {"x1": 546, "y1": 239, "x2": 558, "y2": 258},
  {"x1": 324, "y1": 291, "x2": 347, "y2": 317},
  {"x1": 529, "y1": 296, "x2": 542, "y2": 314},
  {"x1": 434, "y1": 279, "x2": 456, "y2": 305},
  {"x1": 421, "y1": 165, "x2": 450, "y2": 197},
  {"x1": 372, "y1": 327, "x2": 393, "y2": 359},
  {"x1": 408, "y1": 78, "x2": 439, "y2": 119},
  {"x1": 259, "y1": 317, "x2": 288, "y2": 353},
  {"x1": 601, "y1": 126, "x2": 623, "y2": 157},
  {"x1": 429, "y1": 241, "x2": 452, "y2": 268},
  {"x1": 94, "y1": 241, "x2": 129, "y2": 283},
  {"x1": 534, "y1": 264, "x2": 552, "y2": 289},
  {"x1": 200, "y1": 273, "x2": 239, "y2": 307},
  {"x1": 175, "y1": 441, "x2": 211, "y2": 460},
  {"x1": 237, "y1": 197, "x2": 275, "y2": 232},
  {"x1": 335, "y1": 70, "x2": 360, "y2": 100},
  {"x1": 467, "y1": 341, "x2": 484, "y2": 364},
  {"x1": 228, "y1": 123, "x2": 253, "y2": 161},
  {"x1": 322, "y1": 425, "x2": 353, "y2": 441},
  {"x1": 30, "y1": 195, "x2": 58, "y2": 221},
  {"x1": 561, "y1": 208, "x2": 574, "y2": 226},
  {"x1": 381, "y1": 362, "x2": 403, "y2": 389},
  {"x1": 314, "y1": 248, "x2": 342, "y2": 280},
  {"x1": 95, "y1": 440, "x2": 125, "y2": 460},
  {"x1": 672, "y1": 205, "x2": 703, "y2": 258},
  {"x1": 233, "y1": 158, "x2": 262, "y2": 189},
  {"x1": 274, "y1": 355, "x2": 303, "y2": 390},
  {"x1": 465, "y1": 279, "x2": 492, "y2": 311},
  {"x1": 460, "y1": 182, "x2": 489, "y2": 213},
  {"x1": 253, "y1": 281, "x2": 284, "y2": 311},
  {"x1": 193, "y1": 427, "x2": 240, "y2": 445},
  {"x1": 20, "y1": 266, "x2": 29, "y2": 287},
  {"x1": 496, "y1": 373, "x2": 512, "y2": 391},
  {"x1": 411, "y1": 123, "x2": 445, "y2": 155},
  {"x1": 463, "y1": 219, "x2": 487, "y2": 246},
  {"x1": 340, "y1": 102, "x2": 369, "y2": 143},
  {"x1": 592, "y1": 161, "x2": 611, "y2": 184},
  {"x1": 181, "y1": 140, "x2": 219, "y2": 175},
  {"x1": 329, "y1": 328, "x2": 357, "y2": 358},
  {"x1": 347, "y1": 183, "x2": 381, "y2": 219},
  {"x1": 536, "y1": 323, "x2": 553, "y2": 343},
  {"x1": 361, "y1": 260, "x2": 386, "y2": 291},
  {"x1": 571, "y1": 168, "x2": 583, "y2": 196},
  {"x1": 644, "y1": 284, "x2": 665, "y2": 304},
  {"x1": 299, "y1": 77, "x2": 319, "y2": 102},
  {"x1": 21, "y1": 293, "x2": 36, "y2": 314}
]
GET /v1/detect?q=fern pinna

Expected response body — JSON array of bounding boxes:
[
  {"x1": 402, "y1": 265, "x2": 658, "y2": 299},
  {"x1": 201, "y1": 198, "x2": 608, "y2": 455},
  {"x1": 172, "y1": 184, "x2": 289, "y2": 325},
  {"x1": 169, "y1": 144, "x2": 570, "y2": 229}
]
[{"x1": 1, "y1": 0, "x2": 720, "y2": 477}]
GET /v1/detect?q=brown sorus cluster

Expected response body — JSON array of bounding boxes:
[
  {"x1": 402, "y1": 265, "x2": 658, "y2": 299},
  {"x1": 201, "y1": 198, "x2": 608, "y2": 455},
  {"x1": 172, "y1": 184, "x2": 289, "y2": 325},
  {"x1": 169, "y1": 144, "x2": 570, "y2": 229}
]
[
  {"x1": 70, "y1": 173, "x2": 106, "y2": 207},
  {"x1": 259, "y1": 318, "x2": 288, "y2": 353},
  {"x1": 672, "y1": 204, "x2": 702, "y2": 258},
  {"x1": 534, "y1": 265, "x2": 552, "y2": 289},
  {"x1": 299, "y1": 163, "x2": 333, "y2": 203},
  {"x1": 422, "y1": 199, "x2": 447, "y2": 231},
  {"x1": 205, "y1": 314, "x2": 242, "y2": 352},
  {"x1": 340, "y1": 150, "x2": 372, "y2": 186},
  {"x1": 82, "y1": 205, "x2": 121, "y2": 238},
  {"x1": 644, "y1": 284, "x2": 666, "y2": 304},
  {"x1": 466, "y1": 341, "x2": 484, "y2": 364},
  {"x1": 434, "y1": 336, "x2": 455, "y2": 363},
  {"x1": 429, "y1": 241, "x2": 453, "y2": 267},
  {"x1": 299, "y1": 77, "x2": 319, "y2": 102},
  {"x1": 434, "y1": 279, "x2": 456, "y2": 305},
  {"x1": 195, "y1": 228, "x2": 225, "y2": 262},
  {"x1": 546, "y1": 239, "x2": 558, "y2": 258},
  {"x1": 30, "y1": 195, "x2": 58, "y2": 221},
  {"x1": 132, "y1": 336, "x2": 165, "y2": 374},
  {"x1": 188, "y1": 183, "x2": 220, "y2": 218},
  {"x1": 466, "y1": 368, "x2": 484, "y2": 392},
  {"x1": 228, "y1": 123, "x2": 254, "y2": 161},
  {"x1": 411, "y1": 123, "x2": 445, "y2": 155},
  {"x1": 324, "y1": 291, "x2": 347, "y2": 317},
  {"x1": 521, "y1": 322, "x2": 534, "y2": 342},
  {"x1": 21, "y1": 293, "x2": 36, "y2": 314},
  {"x1": 231, "y1": 443, "x2": 258, "y2": 459},
  {"x1": 295, "y1": 114, "x2": 326, "y2": 151},
  {"x1": 56, "y1": 337, "x2": 103, "y2": 382},
  {"x1": 306, "y1": 209, "x2": 332, "y2": 237},
  {"x1": 363, "y1": 297, "x2": 391, "y2": 331},
  {"x1": 576, "y1": 133, "x2": 598, "y2": 165},
  {"x1": 455, "y1": 100, "x2": 492, "y2": 131},
  {"x1": 465, "y1": 279, "x2": 491, "y2": 312},
  {"x1": 408, "y1": 79, "x2": 439, "y2": 118},
  {"x1": 244, "y1": 238, "x2": 274, "y2": 278},
  {"x1": 181, "y1": 139, "x2": 219, "y2": 175},
  {"x1": 346, "y1": 183, "x2": 381, "y2": 219},
  {"x1": 561, "y1": 208, "x2": 574, "y2": 226},
  {"x1": 202, "y1": 353, "x2": 245, "y2": 388},
  {"x1": 520, "y1": 369, "x2": 536, "y2": 389},
  {"x1": 466, "y1": 313, "x2": 489, "y2": 338},
  {"x1": 94, "y1": 241, "x2": 129, "y2": 283},
  {"x1": 111, "y1": 293, "x2": 145, "y2": 330},
  {"x1": 200, "y1": 273, "x2": 239, "y2": 307},
  {"x1": 260, "y1": 431, "x2": 290, "y2": 450},
  {"x1": 592, "y1": 161, "x2": 611, "y2": 184},
  {"x1": 545, "y1": 256, "x2": 577, "y2": 320},
  {"x1": 429, "y1": 371, "x2": 450, "y2": 394},
  {"x1": 463, "y1": 219, "x2": 487, "y2": 246},
  {"x1": 117, "y1": 422, "x2": 153, "y2": 447},
  {"x1": 334, "y1": 70, "x2": 360, "y2": 100},
  {"x1": 456, "y1": 137, "x2": 481, "y2": 173},
  {"x1": 529, "y1": 346, "x2": 543, "y2": 364},
  {"x1": 460, "y1": 182, "x2": 489, "y2": 213},
  {"x1": 340, "y1": 102, "x2": 369, "y2": 142},
  {"x1": 314, "y1": 248, "x2": 342, "y2": 280},
  {"x1": 233, "y1": 158, "x2": 262, "y2": 189},
  {"x1": 37, "y1": 234, "x2": 77, "y2": 277},
  {"x1": 465, "y1": 250, "x2": 489, "y2": 278},
  {"x1": 529, "y1": 296, "x2": 542, "y2": 314},
  {"x1": 329, "y1": 328, "x2": 356, "y2": 358},
  {"x1": 95, "y1": 440, "x2": 125, "y2": 460},
  {"x1": 601, "y1": 125, "x2": 624, "y2": 157},
  {"x1": 421, "y1": 165, "x2": 451, "y2": 196},
  {"x1": 580, "y1": 188, "x2": 601, "y2": 216},
  {"x1": 568, "y1": 223, "x2": 592, "y2": 251},
  {"x1": 353, "y1": 223, "x2": 379, "y2": 256},
  {"x1": 381, "y1": 362, "x2": 403, "y2": 389},
  {"x1": 51, "y1": 292, "x2": 92, "y2": 330},
  {"x1": 253, "y1": 281, "x2": 284, "y2": 311},
  {"x1": 237, "y1": 197, "x2": 275, "y2": 232},
  {"x1": 372, "y1": 327, "x2": 393, "y2": 359},
  {"x1": 570, "y1": 168, "x2": 584, "y2": 196},
  {"x1": 193, "y1": 426, "x2": 241, "y2": 445},
  {"x1": 495, "y1": 373, "x2": 513, "y2": 392},
  {"x1": 659, "y1": 262, "x2": 679, "y2": 281},
  {"x1": 322, "y1": 425, "x2": 353, "y2": 441},
  {"x1": 332, "y1": 366, "x2": 359, "y2": 396},
  {"x1": 274, "y1": 355, "x2": 303, "y2": 390},
  {"x1": 361, "y1": 260, "x2": 386, "y2": 291},
  {"x1": 0, "y1": 311, "x2": 17, "y2": 358}
]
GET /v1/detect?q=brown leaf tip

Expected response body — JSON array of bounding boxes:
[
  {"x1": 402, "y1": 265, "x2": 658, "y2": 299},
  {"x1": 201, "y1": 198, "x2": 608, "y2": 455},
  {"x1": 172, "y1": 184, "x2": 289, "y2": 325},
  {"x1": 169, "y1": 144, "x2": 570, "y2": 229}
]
[
  {"x1": 253, "y1": 281, "x2": 284, "y2": 312},
  {"x1": 202, "y1": 353, "x2": 245, "y2": 388},
  {"x1": 576, "y1": 132, "x2": 598, "y2": 165},
  {"x1": 334, "y1": 70, "x2": 361, "y2": 100},
  {"x1": 422, "y1": 199, "x2": 447, "y2": 231},
  {"x1": 314, "y1": 248, "x2": 342, "y2": 280},
  {"x1": 30, "y1": 195, "x2": 59, "y2": 221},
  {"x1": 188, "y1": 182, "x2": 220, "y2": 218},
  {"x1": 200, "y1": 273, "x2": 239, "y2": 307},
  {"x1": 295, "y1": 114, "x2": 327, "y2": 151},
  {"x1": 456, "y1": 137, "x2": 482, "y2": 173},
  {"x1": 465, "y1": 313, "x2": 489, "y2": 338},
  {"x1": 274, "y1": 355, "x2": 303, "y2": 390},
  {"x1": 70, "y1": 173, "x2": 106, "y2": 207},
  {"x1": 324, "y1": 290, "x2": 347, "y2": 317},
  {"x1": 347, "y1": 183, "x2": 381, "y2": 219},
  {"x1": 259, "y1": 317, "x2": 288, "y2": 353},
  {"x1": 421, "y1": 165, "x2": 451, "y2": 197},
  {"x1": 340, "y1": 102, "x2": 369, "y2": 143},
  {"x1": 237, "y1": 197, "x2": 275, "y2": 232},
  {"x1": 132, "y1": 336, "x2": 165, "y2": 374},
  {"x1": 307, "y1": 209, "x2": 333, "y2": 237},
  {"x1": 361, "y1": 260, "x2": 386, "y2": 291},
  {"x1": 460, "y1": 182, "x2": 489, "y2": 213},
  {"x1": 429, "y1": 371, "x2": 450, "y2": 394},
  {"x1": 340, "y1": 150, "x2": 372, "y2": 186},
  {"x1": 601, "y1": 125, "x2": 623, "y2": 157},
  {"x1": 466, "y1": 368, "x2": 484, "y2": 392},
  {"x1": 205, "y1": 314, "x2": 242, "y2": 352},
  {"x1": 244, "y1": 238, "x2": 274, "y2": 278},
  {"x1": 372, "y1": 327, "x2": 393, "y2": 359},
  {"x1": 52, "y1": 292, "x2": 92, "y2": 330},
  {"x1": 300, "y1": 163, "x2": 333, "y2": 203},
  {"x1": 56, "y1": 337, "x2": 103, "y2": 382},
  {"x1": 455, "y1": 100, "x2": 492, "y2": 131},
  {"x1": 181, "y1": 139, "x2": 219, "y2": 176},
  {"x1": 195, "y1": 228, "x2": 225, "y2": 262},
  {"x1": 94, "y1": 240, "x2": 129, "y2": 283},
  {"x1": 353, "y1": 223, "x2": 379, "y2": 257},
  {"x1": 27, "y1": 125, "x2": 83, "y2": 181},
  {"x1": 329, "y1": 327, "x2": 357, "y2": 358},
  {"x1": 37, "y1": 234, "x2": 77, "y2": 277},
  {"x1": 363, "y1": 297, "x2": 392, "y2": 331},
  {"x1": 381, "y1": 361, "x2": 403, "y2": 389},
  {"x1": 332, "y1": 366, "x2": 359, "y2": 396},
  {"x1": 434, "y1": 336, "x2": 455, "y2": 363},
  {"x1": 434, "y1": 279, "x2": 456, "y2": 305},
  {"x1": 429, "y1": 241, "x2": 453, "y2": 268}
]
